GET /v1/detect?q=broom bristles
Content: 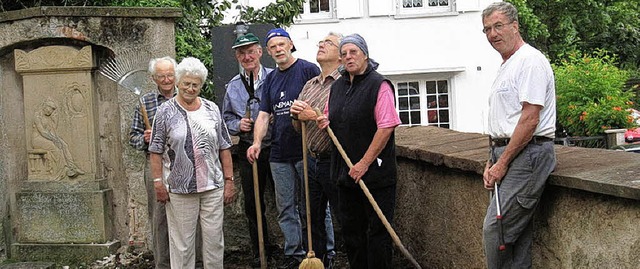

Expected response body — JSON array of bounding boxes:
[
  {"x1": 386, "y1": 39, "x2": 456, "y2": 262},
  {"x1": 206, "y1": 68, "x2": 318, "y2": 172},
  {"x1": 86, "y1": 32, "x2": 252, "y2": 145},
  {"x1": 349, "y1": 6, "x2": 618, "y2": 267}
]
[{"x1": 298, "y1": 251, "x2": 324, "y2": 269}]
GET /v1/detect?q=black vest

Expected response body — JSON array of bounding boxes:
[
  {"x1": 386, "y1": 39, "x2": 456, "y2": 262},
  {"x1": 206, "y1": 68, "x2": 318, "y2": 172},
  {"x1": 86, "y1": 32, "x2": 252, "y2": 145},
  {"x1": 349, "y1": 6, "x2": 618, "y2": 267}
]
[{"x1": 328, "y1": 64, "x2": 397, "y2": 189}]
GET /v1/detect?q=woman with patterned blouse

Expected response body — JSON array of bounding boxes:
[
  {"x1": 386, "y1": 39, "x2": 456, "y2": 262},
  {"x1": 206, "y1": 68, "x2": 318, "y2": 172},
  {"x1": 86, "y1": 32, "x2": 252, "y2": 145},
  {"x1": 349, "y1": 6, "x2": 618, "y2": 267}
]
[{"x1": 149, "y1": 57, "x2": 235, "y2": 269}]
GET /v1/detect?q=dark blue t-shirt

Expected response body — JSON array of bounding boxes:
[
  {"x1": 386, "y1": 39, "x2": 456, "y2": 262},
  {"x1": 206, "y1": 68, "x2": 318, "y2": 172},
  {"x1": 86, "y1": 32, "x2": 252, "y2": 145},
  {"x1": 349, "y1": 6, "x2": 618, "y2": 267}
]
[{"x1": 260, "y1": 59, "x2": 320, "y2": 162}]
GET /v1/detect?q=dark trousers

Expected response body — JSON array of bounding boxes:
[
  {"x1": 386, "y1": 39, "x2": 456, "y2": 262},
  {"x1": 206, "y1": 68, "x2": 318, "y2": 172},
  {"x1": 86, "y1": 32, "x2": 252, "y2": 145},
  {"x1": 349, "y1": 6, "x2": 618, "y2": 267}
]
[
  {"x1": 144, "y1": 156, "x2": 170, "y2": 269},
  {"x1": 338, "y1": 183, "x2": 396, "y2": 269},
  {"x1": 237, "y1": 141, "x2": 274, "y2": 258},
  {"x1": 307, "y1": 154, "x2": 338, "y2": 260}
]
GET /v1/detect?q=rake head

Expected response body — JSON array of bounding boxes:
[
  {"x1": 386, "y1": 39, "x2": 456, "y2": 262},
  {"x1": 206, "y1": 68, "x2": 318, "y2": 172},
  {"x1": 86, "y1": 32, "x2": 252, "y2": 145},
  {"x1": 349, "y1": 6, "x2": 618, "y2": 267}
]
[{"x1": 99, "y1": 49, "x2": 153, "y2": 95}]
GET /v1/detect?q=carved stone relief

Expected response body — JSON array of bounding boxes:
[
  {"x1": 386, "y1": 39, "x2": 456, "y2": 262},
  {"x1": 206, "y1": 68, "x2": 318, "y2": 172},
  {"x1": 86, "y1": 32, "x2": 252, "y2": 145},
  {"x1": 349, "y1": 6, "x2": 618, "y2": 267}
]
[
  {"x1": 14, "y1": 46, "x2": 92, "y2": 73},
  {"x1": 30, "y1": 98, "x2": 85, "y2": 180},
  {"x1": 15, "y1": 45, "x2": 97, "y2": 181}
]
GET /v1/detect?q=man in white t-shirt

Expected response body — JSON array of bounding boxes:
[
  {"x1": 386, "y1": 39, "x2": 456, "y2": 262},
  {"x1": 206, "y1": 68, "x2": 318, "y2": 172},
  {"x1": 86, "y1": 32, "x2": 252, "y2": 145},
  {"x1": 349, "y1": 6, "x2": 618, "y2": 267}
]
[{"x1": 481, "y1": 2, "x2": 557, "y2": 268}]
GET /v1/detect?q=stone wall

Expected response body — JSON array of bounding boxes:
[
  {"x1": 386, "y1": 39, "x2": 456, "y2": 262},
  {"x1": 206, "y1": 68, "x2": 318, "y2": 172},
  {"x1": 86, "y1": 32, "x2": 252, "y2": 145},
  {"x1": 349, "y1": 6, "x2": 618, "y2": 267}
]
[
  {"x1": 0, "y1": 7, "x2": 181, "y2": 264},
  {"x1": 393, "y1": 126, "x2": 640, "y2": 268}
]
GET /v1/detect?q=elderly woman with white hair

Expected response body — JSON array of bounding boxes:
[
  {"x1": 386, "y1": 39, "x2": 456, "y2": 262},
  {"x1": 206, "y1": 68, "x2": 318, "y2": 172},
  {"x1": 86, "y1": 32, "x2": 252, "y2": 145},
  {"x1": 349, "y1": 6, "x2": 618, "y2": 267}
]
[{"x1": 149, "y1": 57, "x2": 235, "y2": 269}]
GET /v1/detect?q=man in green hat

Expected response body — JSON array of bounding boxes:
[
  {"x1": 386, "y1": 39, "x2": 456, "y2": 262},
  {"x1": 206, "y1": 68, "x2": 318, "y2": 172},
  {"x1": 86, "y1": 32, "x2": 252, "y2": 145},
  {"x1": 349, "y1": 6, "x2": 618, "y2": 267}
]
[{"x1": 222, "y1": 32, "x2": 276, "y2": 268}]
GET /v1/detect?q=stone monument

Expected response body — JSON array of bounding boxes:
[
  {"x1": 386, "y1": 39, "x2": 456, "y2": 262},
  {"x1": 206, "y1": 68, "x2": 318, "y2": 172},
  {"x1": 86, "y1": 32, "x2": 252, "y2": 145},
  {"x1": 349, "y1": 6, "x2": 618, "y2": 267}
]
[
  {"x1": 0, "y1": 6, "x2": 181, "y2": 266},
  {"x1": 12, "y1": 45, "x2": 118, "y2": 263}
]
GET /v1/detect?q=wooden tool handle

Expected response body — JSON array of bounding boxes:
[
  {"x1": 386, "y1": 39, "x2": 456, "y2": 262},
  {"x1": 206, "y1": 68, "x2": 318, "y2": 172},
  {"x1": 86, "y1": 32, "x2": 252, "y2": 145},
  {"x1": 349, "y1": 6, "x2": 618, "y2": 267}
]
[
  {"x1": 252, "y1": 161, "x2": 267, "y2": 269},
  {"x1": 139, "y1": 100, "x2": 151, "y2": 130},
  {"x1": 316, "y1": 109, "x2": 421, "y2": 269}
]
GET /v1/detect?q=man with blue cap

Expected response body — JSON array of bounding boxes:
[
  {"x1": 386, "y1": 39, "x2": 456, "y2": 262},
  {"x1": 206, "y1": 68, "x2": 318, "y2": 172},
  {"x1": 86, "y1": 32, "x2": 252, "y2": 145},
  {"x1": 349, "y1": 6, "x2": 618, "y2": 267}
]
[{"x1": 247, "y1": 28, "x2": 320, "y2": 269}]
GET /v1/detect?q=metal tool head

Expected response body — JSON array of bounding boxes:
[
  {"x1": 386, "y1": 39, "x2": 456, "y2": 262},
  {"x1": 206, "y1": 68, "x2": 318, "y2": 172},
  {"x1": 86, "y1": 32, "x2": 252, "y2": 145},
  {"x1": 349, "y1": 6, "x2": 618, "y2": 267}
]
[{"x1": 98, "y1": 49, "x2": 153, "y2": 95}]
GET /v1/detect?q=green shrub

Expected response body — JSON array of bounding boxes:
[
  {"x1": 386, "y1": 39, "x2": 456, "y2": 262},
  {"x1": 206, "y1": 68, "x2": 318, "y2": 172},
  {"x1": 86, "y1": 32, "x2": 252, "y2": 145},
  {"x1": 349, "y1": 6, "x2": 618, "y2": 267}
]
[{"x1": 554, "y1": 50, "x2": 634, "y2": 136}]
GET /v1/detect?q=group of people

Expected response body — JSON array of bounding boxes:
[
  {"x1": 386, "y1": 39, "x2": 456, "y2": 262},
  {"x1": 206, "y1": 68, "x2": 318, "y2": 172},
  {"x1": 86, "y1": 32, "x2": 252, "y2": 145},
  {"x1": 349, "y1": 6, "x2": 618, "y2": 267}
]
[{"x1": 128, "y1": 2, "x2": 557, "y2": 269}]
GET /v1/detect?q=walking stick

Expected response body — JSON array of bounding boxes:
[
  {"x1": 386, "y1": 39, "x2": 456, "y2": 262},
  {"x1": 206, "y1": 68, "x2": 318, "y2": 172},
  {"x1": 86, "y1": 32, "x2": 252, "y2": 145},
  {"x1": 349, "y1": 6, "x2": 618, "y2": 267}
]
[
  {"x1": 299, "y1": 121, "x2": 324, "y2": 269},
  {"x1": 315, "y1": 109, "x2": 421, "y2": 269},
  {"x1": 247, "y1": 108, "x2": 267, "y2": 269}
]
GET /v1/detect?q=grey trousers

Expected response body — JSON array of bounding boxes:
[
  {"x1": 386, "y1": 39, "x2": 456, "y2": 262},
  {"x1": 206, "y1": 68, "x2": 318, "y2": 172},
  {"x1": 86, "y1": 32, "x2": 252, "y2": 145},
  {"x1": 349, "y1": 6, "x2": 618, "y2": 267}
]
[
  {"x1": 483, "y1": 141, "x2": 555, "y2": 269},
  {"x1": 145, "y1": 156, "x2": 202, "y2": 269}
]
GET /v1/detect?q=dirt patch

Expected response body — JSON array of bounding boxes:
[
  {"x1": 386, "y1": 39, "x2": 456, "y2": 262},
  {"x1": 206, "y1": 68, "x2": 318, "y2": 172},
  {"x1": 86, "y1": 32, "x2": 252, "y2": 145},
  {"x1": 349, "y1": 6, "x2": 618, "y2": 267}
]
[{"x1": 89, "y1": 169, "x2": 416, "y2": 268}]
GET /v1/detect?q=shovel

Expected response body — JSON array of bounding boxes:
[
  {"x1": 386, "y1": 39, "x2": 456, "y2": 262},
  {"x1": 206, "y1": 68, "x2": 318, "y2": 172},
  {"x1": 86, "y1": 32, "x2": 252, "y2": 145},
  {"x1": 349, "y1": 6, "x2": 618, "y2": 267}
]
[{"x1": 314, "y1": 109, "x2": 422, "y2": 269}]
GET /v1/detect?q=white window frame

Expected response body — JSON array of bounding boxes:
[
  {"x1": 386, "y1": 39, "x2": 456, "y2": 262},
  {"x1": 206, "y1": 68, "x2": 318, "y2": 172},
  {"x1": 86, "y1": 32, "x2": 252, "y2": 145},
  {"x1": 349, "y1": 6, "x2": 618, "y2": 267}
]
[
  {"x1": 295, "y1": 0, "x2": 337, "y2": 23},
  {"x1": 393, "y1": 77, "x2": 453, "y2": 128},
  {"x1": 395, "y1": 0, "x2": 457, "y2": 18}
]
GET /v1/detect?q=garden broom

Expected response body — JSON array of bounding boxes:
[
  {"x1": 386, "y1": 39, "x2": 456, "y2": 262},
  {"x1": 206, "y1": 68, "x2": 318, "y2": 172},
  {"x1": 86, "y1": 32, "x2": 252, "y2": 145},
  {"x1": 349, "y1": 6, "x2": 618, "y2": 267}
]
[
  {"x1": 298, "y1": 121, "x2": 324, "y2": 269},
  {"x1": 314, "y1": 109, "x2": 422, "y2": 269}
]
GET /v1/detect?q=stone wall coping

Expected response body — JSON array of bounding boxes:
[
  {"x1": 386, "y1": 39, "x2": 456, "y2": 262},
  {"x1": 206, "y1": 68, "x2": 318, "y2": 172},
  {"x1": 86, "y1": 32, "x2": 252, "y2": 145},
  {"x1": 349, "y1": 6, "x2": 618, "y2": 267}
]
[
  {"x1": 395, "y1": 126, "x2": 640, "y2": 201},
  {"x1": 0, "y1": 6, "x2": 182, "y2": 23}
]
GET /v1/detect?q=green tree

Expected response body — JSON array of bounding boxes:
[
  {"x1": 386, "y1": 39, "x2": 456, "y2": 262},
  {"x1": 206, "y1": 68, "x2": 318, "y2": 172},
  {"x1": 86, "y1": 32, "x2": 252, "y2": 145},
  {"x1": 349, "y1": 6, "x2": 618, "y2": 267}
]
[
  {"x1": 508, "y1": 0, "x2": 640, "y2": 70},
  {"x1": 554, "y1": 50, "x2": 634, "y2": 136},
  {"x1": 1, "y1": 0, "x2": 304, "y2": 100}
]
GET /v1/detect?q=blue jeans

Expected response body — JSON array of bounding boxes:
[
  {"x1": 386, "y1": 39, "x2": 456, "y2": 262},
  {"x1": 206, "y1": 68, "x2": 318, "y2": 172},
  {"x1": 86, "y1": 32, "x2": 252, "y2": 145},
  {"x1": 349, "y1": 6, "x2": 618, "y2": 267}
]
[
  {"x1": 483, "y1": 142, "x2": 556, "y2": 269},
  {"x1": 307, "y1": 155, "x2": 338, "y2": 260},
  {"x1": 270, "y1": 160, "x2": 306, "y2": 257}
]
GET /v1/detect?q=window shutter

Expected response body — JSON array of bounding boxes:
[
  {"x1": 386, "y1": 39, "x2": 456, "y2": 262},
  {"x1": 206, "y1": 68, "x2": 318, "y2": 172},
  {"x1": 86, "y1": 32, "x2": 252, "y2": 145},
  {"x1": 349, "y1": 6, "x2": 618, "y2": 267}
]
[{"x1": 337, "y1": 0, "x2": 364, "y2": 19}]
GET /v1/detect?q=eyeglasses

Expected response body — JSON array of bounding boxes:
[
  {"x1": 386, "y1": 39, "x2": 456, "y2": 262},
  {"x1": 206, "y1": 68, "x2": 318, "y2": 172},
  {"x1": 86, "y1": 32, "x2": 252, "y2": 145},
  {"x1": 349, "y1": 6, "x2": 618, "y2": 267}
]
[
  {"x1": 154, "y1": 74, "x2": 175, "y2": 80},
  {"x1": 180, "y1": 81, "x2": 202, "y2": 90},
  {"x1": 317, "y1": 40, "x2": 338, "y2": 48},
  {"x1": 482, "y1": 21, "x2": 515, "y2": 34}
]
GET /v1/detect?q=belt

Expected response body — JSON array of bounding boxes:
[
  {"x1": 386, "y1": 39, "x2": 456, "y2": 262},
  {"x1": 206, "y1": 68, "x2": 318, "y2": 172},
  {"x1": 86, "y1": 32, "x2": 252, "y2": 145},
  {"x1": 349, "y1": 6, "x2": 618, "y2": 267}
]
[
  {"x1": 490, "y1": 136, "x2": 553, "y2": 147},
  {"x1": 308, "y1": 150, "x2": 331, "y2": 159}
]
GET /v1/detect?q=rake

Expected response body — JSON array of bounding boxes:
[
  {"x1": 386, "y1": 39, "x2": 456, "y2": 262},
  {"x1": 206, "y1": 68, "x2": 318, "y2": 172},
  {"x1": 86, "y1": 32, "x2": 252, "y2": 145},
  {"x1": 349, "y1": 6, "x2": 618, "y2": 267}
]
[
  {"x1": 99, "y1": 49, "x2": 153, "y2": 128},
  {"x1": 313, "y1": 108, "x2": 422, "y2": 269}
]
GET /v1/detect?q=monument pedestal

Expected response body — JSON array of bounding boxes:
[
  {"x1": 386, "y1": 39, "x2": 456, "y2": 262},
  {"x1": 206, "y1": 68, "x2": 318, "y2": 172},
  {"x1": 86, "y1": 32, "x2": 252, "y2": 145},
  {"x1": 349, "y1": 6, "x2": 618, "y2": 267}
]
[
  {"x1": 11, "y1": 242, "x2": 120, "y2": 266},
  {"x1": 12, "y1": 180, "x2": 120, "y2": 265}
]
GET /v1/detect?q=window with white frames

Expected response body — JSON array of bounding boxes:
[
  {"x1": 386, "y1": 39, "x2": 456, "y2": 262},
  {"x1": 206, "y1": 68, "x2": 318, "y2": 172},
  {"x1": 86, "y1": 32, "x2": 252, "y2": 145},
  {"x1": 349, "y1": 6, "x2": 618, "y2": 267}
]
[
  {"x1": 298, "y1": 0, "x2": 336, "y2": 21},
  {"x1": 396, "y1": 79, "x2": 450, "y2": 128},
  {"x1": 397, "y1": 0, "x2": 455, "y2": 16}
]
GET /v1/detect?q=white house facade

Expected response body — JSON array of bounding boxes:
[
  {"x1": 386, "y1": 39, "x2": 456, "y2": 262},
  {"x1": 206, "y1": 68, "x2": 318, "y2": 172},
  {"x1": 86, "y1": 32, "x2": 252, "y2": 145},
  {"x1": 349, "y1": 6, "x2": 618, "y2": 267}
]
[{"x1": 233, "y1": 0, "x2": 504, "y2": 134}]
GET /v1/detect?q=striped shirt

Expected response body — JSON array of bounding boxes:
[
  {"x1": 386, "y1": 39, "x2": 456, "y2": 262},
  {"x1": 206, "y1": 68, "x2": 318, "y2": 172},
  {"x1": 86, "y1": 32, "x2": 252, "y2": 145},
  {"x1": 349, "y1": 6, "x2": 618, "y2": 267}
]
[
  {"x1": 298, "y1": 68, "x2": 341, "y2": 154},
  {"x1": 129, "y1": 90, "x2": 173, "y2": 151},
  {"x1": 148, "y1": 98, "x2": 233, "y2": 194}
]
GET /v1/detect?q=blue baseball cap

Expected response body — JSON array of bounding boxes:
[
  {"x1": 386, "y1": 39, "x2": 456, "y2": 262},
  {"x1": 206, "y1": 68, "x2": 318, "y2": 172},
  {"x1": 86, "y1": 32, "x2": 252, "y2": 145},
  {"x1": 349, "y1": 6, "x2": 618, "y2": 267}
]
[{"x1": 265, "y1": 28, "x2": 297, "y2": 52}]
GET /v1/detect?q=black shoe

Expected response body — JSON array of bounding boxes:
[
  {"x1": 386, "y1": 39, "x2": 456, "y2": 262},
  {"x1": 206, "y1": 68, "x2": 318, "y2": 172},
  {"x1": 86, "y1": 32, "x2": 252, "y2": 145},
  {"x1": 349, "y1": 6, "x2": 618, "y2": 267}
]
[{"x1": 277, "y1": 256, "x2": 301, "y2": 269}]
